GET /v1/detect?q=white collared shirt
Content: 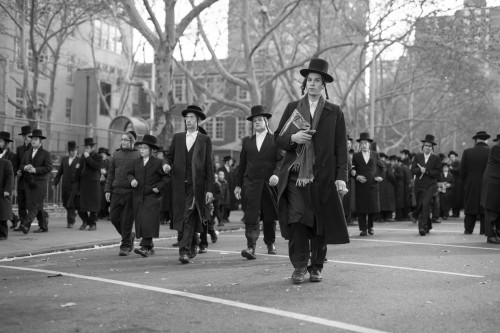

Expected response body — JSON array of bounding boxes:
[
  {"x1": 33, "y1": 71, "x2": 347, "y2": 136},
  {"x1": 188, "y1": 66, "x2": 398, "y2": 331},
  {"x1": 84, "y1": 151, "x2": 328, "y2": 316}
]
[
  {"x1": 362, "y1": 151, "x2": 370, "y2": 164},
  {"x1": 143, "y1": 157, "x2": 149, "y2": 166},
  {"x1": 186, "y1": 130, "x2": 198, "y2": 152},
  {"x1": 32, "y1": 148, "x2": 38, "y2": 159},
  {"x1": 0, "y1": 150, "x2": 6, "y2": 159},
  {"x1": 68, "y1": 156, "x2": 75, "y2": 166},
  {"x1": 256, "y1": 130, "x2": 268, "y2": 152},
  {"x1": 309, "y1": 99, "x2": 318, "y2": 119},
  {"x1": 424, "y1": 153, "x2": 431, "y2": 164}
]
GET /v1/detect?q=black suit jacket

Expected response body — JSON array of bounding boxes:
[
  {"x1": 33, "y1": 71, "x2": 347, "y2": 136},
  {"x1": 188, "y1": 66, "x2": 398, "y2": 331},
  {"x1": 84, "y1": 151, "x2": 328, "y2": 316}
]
[
  {"x1": 481, "y1": 143, "x2": 500, "y2": 211},
  {"x1": 1, "y1": 149, "x2": 19, "y2": 174},
  {"x1": 411, "y1": 153, "x2": 441, "y2": 188},
  {"x1": 16, "y1": 143, "x2": 31, "y2": 185},
  {"x1": 53, "y1": 155, "x2": 81, "y2": 208}
]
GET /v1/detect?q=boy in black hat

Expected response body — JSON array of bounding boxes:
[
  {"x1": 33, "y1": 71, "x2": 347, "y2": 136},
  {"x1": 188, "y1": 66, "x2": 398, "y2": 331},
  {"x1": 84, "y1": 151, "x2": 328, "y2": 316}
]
[
  {"x1": 78, "y1": 138, "x2": 102, "y2": 231},
  {"x1": 18, "y1": 129, "x2": 53, "y2": 234},
  {"x1": 0, "y1": 131, "x2": 20, "y2": 229},
  {"x1": 410, "y1": 134, "x2": 442, "y2": 236},
  {"x1": 53, "y1": 141, "x2": 81, "y2": 228}
]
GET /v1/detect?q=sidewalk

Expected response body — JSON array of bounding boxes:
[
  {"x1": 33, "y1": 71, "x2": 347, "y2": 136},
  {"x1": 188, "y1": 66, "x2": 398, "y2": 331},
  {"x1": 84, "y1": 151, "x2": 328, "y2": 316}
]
[{"x1": 0, "y1": 210, "x2": 245, "y2": 259}]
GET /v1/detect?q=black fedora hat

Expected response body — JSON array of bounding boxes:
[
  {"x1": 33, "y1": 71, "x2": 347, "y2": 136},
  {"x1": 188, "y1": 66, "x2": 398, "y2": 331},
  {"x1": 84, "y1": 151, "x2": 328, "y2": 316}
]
[
  {"x1": 181, "y1": 105, "x2": 206, "y2": 121},
  {"x1": 389, "y1": 155, "x2": 398, "y2": 161},
  {"x1": 67, "y1": 141, "x2": 78, "y2": 151},
  {"x1": 472, "y1": 131, "x2": 490, "y2": 140},
  {"x1": 379, "y1": 152, "x2": 388, "y2": 159},
  {"x1": 98, "y1": 147, "x2": 110, "y2": 155},
  {"x1": 84, "y1": 137, "x2": 96, "y2": 146},
  {"x1": 136, "y1": 134, "x2": 159, "y2": 150},
  {"x1": 448, "y1": 150, "x2": 458, "y2": 157},
  {"x1": 400, "y1": 149, "x2": 410, "y2": 155},
  {"x1": 347, "y1": 134, "x2": 353, "y2": 141},
  {"x1": 223, "y1": 155, "x2": 232, "y2": 162},
  {"x1": 493, "y1": 134, "x2": 500, "y2": 142},
  {"x1": 19, "y1": 125, "x2": 33, "y2": 136},
  {"x1": 356, "y1": 132, "x2": 373, "y2": 143},
  {"x1": 299, "y1": 58, "x2": 334, "y2": 83},
  {"x1": 421, "y1": 134, "x2": 437, "y2": 146},
  {"x1": 29, "y1": 129, "x2": 46, "y2": 139},
  {"x1": 0, "y1": 131, "x2": 13, "y2": 142},
  {"x1": 247, "y1": 105, "x2": 272, "y2": 121}
]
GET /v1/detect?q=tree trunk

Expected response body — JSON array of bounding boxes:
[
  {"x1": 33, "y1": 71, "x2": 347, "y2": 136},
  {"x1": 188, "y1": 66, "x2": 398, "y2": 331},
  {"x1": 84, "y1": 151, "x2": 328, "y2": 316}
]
[{"x1": 153, "y1": 41, "x2": 174, "y2": 149}]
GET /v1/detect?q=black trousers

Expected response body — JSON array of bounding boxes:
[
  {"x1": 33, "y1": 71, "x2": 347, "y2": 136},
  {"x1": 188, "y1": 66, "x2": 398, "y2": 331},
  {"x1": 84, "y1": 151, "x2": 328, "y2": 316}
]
[
  {"x1": 485, "y1": 209, "x2": 500, "y2": 238},
  {"x1": 66, "y1": 208, "x2": 76, "y2": 225},
  {"x1": 140, "y1": 237, "x2": 154, "y2": 249},
  {"x1": 200, "y1": 217, "x2": 217, "y2": 249},
  {"x1": 79, "y1": 211, "x2": 98, "y2": 226},
  {"x1": 110, "y1": 192, "x2": 135, "y2": 249},
  {"x1": 179, "y1": 184, "x2": 201, "y2": 256},
  {"x1": 289, "y1": 222, "x2": 326, "y2": 271},
  {"x1": 358, "y1": 213, "x2": 375, "y2": 231},
  {"x1": 464, "y1": 214, "x2": 485, "y2": 234},
  {"x1": 414, "y1": 184, "x2": 437, "y2": 232},
  {"x1": 0, "y1": 220, "x2": 8, "y2": 238},
  {"x1": 244, "y1": 220, "x2": 276, "y2": 249},
  {"x1": 17, "y1": 187, "x2": 27, "y2": 223}
]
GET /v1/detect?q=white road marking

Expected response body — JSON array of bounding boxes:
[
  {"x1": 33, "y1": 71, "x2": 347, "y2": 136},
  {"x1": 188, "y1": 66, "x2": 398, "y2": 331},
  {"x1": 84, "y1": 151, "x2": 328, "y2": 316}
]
[
  {"x1": 351, "y1": 238, "x2": 500, "y2": 251},
  {"x1": 352, "y1": 227, "x2": 465, "y2": 234},
  {"x1": 0, "y1": 265, "x2": 388, "y2": 333},
  {"x1": 156, "y1": 247, "x2": 485, "y2": 278}
]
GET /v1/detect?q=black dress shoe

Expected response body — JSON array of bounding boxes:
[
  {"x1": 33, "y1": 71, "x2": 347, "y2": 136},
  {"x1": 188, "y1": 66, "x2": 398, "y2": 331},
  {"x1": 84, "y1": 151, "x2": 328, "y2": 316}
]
[
  {"x1": 189, "y1": 245, "x2": 198, "y2": 259},
  {"x1": 19, "y1": 225, "x2": 30, "y2": 234},
  {"x1": 419, "y1": 229, "x2": 426, "y2": 236},
  {"x1": 210, "y1": 231, "x2": 218, "y2": 243},
  {"x1": 134, "y1": 247, "x2": 150, "y2": 257},
  {"x1": 179, "y1": 254, "x2": 190, "y2": 264},
  {"x1": 79, "y1": 223, "x2": 87, "y2": 230},
  {"x1": 119, "y1": 248, "x2": 132, "y2": 256},
  {"x1": 67, "y1": 223, "x2": 74, "y2": 228},
  {"x1": 487, "y1": 236, "x2": 500, "y2": 244},
  {"x1": 291, "y1": 268, "x2": 307, "y2": 284},
  {"x1": 33, "y1": 228, "x2": 48, "y2": 233},
  {"x1": 368, "y1": 228, "x2": 374, "y2": 235},
  {"x1": 267, "y1": 244, "x2": 277, "y2": 255},
  {"x1": 360, "y1": 231, "x2": 367, "y2": 236},
  {"x1": 88, "y1": 225, "x2": 96, "y2": 231},
  {"x1": 464, "y1": 231, "x2": 473, "y2": 235},
  {"x1": 199, "y1": 247, "x2": 207, "y2": 254},
  {"x1": 241, "y1": 248, "x2": 256, "y2": 260},
  {"x1": 309, "y1": 269, "x2": 323, "y2": 282}
]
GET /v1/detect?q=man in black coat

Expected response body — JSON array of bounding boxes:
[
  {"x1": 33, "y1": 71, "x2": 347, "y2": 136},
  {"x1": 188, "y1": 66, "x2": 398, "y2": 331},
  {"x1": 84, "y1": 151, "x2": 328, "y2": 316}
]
[
  {"x1": 78, "y1": 138, "x2": 102, "y2": 231},
  {"x1": 98, "y1": 147, "x2": 111, "y2": 219},
  {"x1": 0, "y1": 131, "x2": 19, "y2": 229},
  {"x1": 14, "y1": 125, "x2": 33, "y2": 231},
  {"x1": 163, "y1": 105, "x2": 214, "y2": 264},
  {"x1": 235, "y1": 105, "x2": 281, "y2": 260},
  {"x1": 411, "y1": 134, "x2": 442, "y2": 236},
  {"x1": 274, "y1": 59, "x2": 349, "y2": 284},
  {"x1": 461, "y1": 131, "x2": 491, "y2": 235},
  {"x1": 0, "y1": 154, "x2": 14, "y2": 240},
  {"x1": 18, "y1": 129, "x2": 53, "y2": 234},
  {"x1": 52, "y1": 141, "x2": 81, "y2": 228},
  {"x1": 217, "y1": 156, "x2": 235, "y2": 222},
  {"x1": 448, "y1": 151, "x2": 462, "y2": 217},
  {"x1": 352, "y1": 133, "x2": 385, "y2": 236},
  {"x1": 481, "y1": 134, "x2": 500, "y2": 244}
]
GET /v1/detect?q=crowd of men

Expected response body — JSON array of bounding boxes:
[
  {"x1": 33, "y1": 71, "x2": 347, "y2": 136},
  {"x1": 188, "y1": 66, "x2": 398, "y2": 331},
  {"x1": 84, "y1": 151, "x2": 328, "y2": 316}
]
[{"x1": 1, "y1": 58, "x2": 500, "y2": 286}]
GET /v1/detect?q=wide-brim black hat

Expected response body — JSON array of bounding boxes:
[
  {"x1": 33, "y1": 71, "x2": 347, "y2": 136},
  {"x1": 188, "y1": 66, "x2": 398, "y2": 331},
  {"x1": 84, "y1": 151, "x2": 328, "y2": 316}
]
[
  {"x1": 19, "y1": 125, "x2": 33, "y2": 136},
  {"x1": 421, "y1": 134, "x2": 437, "y2": 145},
  {"x1": 356, "y1": 132, "x2": 373, "y2": 143},
  {"x1": 472, "y1": 131, "x2": 490, "y2": 140},
  {"x1": 98, "y1": 147, "x2": 110, "y2": 155},
  {"x1": 223, "y1": 155, "x2": 232, "y2": 162},
  {"x1": 0, "y1": 131, "x2": 13, "y2": 142},
  {"x1": 448, "y1": 150, "x2": 458, "y2": 157},
  {"x1": 247, "y1": 105, "x2": 272, "y2": 121},
  {"x1": 136, "y1": 134, "x2": 159, "y2": 150},
  {"x1": 84, "y1": 138, "x2": 96, "y2": 146},
  {"x1": 379, "y1": 152, "x2": 388, "y2": 159},
  {"x1": 299, "y1": 58, "x2": 334, "y2": 83},
  {"x1": 400, "y1": 149, "x2": 410, "y2": 155},
  {"x1": 493, "y1": 134, "x2": 500, "y2": 142},
  {"x1": 181, "y1": 105, "x2": 206, "y2": 121},
  {"x1": 29, "y1": 129, "x2": 46, "y2": 139},
  {"x1": 68, "y1": 141, "x2": 78, "y2": 150}
]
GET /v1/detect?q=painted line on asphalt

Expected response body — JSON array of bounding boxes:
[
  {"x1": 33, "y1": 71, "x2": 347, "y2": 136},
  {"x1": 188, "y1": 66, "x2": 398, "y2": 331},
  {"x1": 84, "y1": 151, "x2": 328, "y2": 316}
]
[
  {"x1": 351, "y1": 238, "x2": 500, "y2": 251},
  {"x1": 0, "y1": 265, "x2": 388, "y2": 333},
  {"x1": 155, "y1": 247, "x2": 485, "y2": 278},
  {"x1": 356, "y1": 227, "x2": 465, "y2": 234}
]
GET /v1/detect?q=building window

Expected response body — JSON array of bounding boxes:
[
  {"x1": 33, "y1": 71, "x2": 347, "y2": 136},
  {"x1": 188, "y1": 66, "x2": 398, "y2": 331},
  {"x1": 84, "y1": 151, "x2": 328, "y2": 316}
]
[
  {"x1": 16, "y1": 41, "x2": 49, "y2": 72},
  {"x1": 173, "y1": 78, "x2": 185, "y2": 103},
  {"x1": 214, "y1": 117, "x2": 224, "y2": 140},
  {"x1": 171, "y1": 115, "x2": 184, "y2": 133},
  {"x1": 94, "y1": 20, "x2": 122, "y2": 53},
  {"x1": 237, "y1": 117, "x2": 248, "y2": 138},
  {"x1": 15, "y1": 88, "x2": 24, "y2": 118},
  {"x1": 100, "y1": 82, "x2": 112, "y2": 116},
  {"x1": 65, "y1": 99, "x2": 72, "y2": 120},
  {"x1": 237, "y1": 86, "x2": 250, "y2": 101},
  {"x1": 203, "y1": 118, "x2": 213, "y2": 137}
]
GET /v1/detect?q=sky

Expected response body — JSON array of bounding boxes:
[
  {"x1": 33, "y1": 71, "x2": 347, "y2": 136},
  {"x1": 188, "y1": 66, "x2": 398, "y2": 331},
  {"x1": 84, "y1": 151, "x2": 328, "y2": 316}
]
[{"x1": 133, "y1": 0, "x2": 500, "y2": 64}]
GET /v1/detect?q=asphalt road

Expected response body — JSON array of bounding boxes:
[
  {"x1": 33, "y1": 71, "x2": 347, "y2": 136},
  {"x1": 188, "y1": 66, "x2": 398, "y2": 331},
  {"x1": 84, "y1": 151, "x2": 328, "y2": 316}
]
[{"x1": 1, "y1": 220, "x2": 499, "y2": 333}]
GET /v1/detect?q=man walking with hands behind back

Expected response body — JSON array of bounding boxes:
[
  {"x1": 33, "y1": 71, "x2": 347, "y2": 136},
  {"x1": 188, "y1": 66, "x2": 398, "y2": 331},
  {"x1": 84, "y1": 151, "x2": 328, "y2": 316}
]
[{"x1": 274, "y1": 58, "x2": 349, "y2": 284}]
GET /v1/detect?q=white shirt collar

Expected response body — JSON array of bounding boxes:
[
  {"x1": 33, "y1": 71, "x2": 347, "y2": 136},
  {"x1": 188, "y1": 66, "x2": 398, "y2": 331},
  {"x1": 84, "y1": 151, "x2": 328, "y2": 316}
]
[
  {"x1": 256, "y1": 130, "x2": 267, "y2": 138},
  {"x1": 186, "y1": 130, "x2": 198, "y2": 137}
]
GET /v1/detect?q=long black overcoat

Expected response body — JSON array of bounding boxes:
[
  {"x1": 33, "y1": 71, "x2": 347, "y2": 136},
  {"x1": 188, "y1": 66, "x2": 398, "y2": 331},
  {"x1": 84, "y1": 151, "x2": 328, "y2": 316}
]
[
  {"x1": 79, "y1": 151, "x2": 102, "y2": 212},
  {"x1": 481, "y1": 143, "x2": 500, "y2": 212},
  {"x1": 379, "y1": 161, "x2": 396, "y2": 211},
  {"x1": 236, "y1": 133, "x2": 280, "y2": 225},
  {"x1": 393, "y1": 164, "x2": 405, "y2": 209},
  {"x1": 275, "y1": 100, "x2": 349, "y2": 245},
  {"x1": 0, "y1": 159, "x2": 14, "y2": 221},
  {"x1": 20, "y1": 147, "x2": 52, "y2": 209},
  {"x1": 401, "y1": 164, "x2": 413, "y2": 208},
  {"x1": 166, "y1": 132, "x2": 214, "y2": 232},
  {"x1": 16, "y1": 143, "x2": 31, "y2": 187},
  {"x1": 449, "y1": 160, "x2": 462, "y2": 208},
  {"x1": 1, "y1": 149, "x2": 19, "y2": 174},
  {"x1": 128, "y1": 156, "x2": 168, "y2": 238},
  {"x1": 53, "y1": 156, "x2": 81, "y2": 209},
  {"x1": 460, "y1": 142, "x2": 490, "y2": 215},
  {"x1": 352, "y1": 151, "x2": 385, "y2": 214}
]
